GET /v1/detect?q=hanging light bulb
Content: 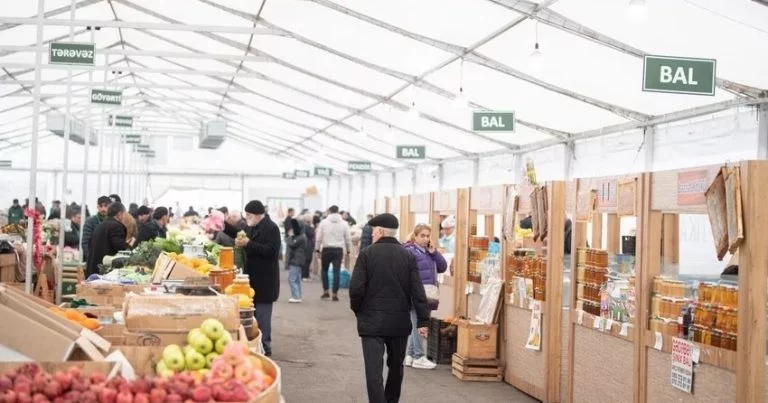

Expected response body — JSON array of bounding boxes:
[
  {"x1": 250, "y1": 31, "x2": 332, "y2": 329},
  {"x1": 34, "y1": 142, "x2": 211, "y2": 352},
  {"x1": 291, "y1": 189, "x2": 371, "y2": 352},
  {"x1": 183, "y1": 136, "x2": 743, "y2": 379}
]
[
  {"x1": 408, "y1": 101, "x2": 419, "y2": 121},
  {"x1": 453, "y1": 89, "x2": 469, "y2": 109},
  {"x1": 627, "y1": 0, "x2": 648, "y2": 21},
  {"x1": 529, "y1": 22, "x2": 543, "y2": 69}
]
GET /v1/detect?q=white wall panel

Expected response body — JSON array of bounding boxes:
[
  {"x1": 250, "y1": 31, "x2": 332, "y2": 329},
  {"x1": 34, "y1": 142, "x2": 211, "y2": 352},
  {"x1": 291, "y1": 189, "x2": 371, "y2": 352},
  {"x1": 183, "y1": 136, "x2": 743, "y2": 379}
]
[
  {"x1": 477, "y1": 153, "x2": 516, "y2": 186},
  {"x1": 377, "y1": 172, "x2": 393, "y2": 199},
  {"x1": 414, "y1": 163, "x2": 439, "y2": 193},
  {"x1": 443, "y1": 159, "x2": 473, "y2": 189},
  {"x1": 362, "y1": 174, "x2": 376, "y2": 217},
  {"x1": 395, "y1": 169, "x2": 413, "y2": 196},
  {"x1": 519, "y1": 145, "x2": 566, "y2": 182},
  {"x1": 572, "y1": 130, "x2": 646, "y2": 178}
]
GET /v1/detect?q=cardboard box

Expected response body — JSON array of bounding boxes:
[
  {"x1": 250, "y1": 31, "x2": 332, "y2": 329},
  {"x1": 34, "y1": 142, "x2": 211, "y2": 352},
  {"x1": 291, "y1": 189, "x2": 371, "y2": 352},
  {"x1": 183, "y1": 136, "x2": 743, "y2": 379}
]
[
  {"x1": 75, "y1": 283, "x2": 147, "y2": 306},
  {"x1": 122, "y1": 328, "x2": 241, "y2": 347},
  {"x1": 78, "y1": 305, "x2": 120, "y2": 320},
  {"x1": 456, "y1": 320, "x2": 498, "y2": 360},
  {"x1": 123, "y1": 294, "x2": 239, "y2": 332},
  {"x1": 149, "y1": 253, "x2": 205, "y2": 284},
  {"x1": 0, "y1": 361, "x2": 120, "y2": 378},
  {"x1": 0, "y1": 253, "x2": 17, "y2": 283}
]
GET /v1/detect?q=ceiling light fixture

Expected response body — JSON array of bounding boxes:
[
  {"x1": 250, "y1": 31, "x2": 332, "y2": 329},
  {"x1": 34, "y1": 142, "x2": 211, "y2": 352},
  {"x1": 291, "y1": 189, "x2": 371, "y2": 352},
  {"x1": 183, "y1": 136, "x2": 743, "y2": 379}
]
[
  {"x1": 454, "y1": 58, "x2": 469, "y2": 109},
  {"x1": 529, "y1": 21, "x2": 543, "y2": 69}
]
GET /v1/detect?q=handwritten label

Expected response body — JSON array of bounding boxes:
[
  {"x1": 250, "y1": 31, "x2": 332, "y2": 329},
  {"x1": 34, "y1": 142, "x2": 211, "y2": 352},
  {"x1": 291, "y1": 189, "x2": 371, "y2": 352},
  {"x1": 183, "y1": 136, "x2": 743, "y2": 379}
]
[
  {"x1": 677, "y1": 170, "x2": 708, "y2": 206},
  {"x1": 593, "y1": 317, "x2": 603, "y2": 330},
  {"x1": 654, "y1": 332, "x2": 663, "y2": 350},
  {"x1": 577, "y1": 310, "x2": 584, "y2": 325},
  {"x1": 620, "y1": 322, "x2": 630, "y2": 337}
]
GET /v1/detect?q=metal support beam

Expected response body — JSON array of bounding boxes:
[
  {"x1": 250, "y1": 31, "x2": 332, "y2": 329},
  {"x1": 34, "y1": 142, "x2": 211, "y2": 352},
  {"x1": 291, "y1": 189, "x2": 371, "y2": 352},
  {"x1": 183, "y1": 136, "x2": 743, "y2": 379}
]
[
  {"x1": 563, "y1": 141, "x2": 574, "y2": 181},
  {"x1": 0, "y1": 45, "x2": 270, "y2": 62},
  {"x1": 758, "y1": 104, "x2": 768, "y2": 159},
  {"x1": 391, "y1": 172, "x2": 396, "y2": 199},
  {"x1": 437, "y1": 164, "x2": 445, "y2": 191},
  {"x1": 0, "y1": 62, "x2": 268, "y2": 78},
  {"x1": 643, "y1": 126, "x2": 655, "y2": 172},
  {"x1": 0, "y1": 16, "x2": 283, "y2": 35},
  {"x1": 0, "y1": 166, "x2": 286, "y2": 179},
  {"x1": 472, "y1": 158, "x2": 480, "y2": 186}
]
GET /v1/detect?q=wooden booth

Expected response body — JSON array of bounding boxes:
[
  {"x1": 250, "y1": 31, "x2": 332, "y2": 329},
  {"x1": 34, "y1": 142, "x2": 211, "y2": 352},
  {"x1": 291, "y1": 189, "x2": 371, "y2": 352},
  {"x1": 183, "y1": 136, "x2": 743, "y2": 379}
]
[
  {"x1": 431, "y1": 188, "x2": 465, "y2": 320},
  {"x1": 398, "y1": 193, "x2": 432, "y2": 243},
  {"x1": 501, "y1": 181, "x2": 566, "y2": 402}
]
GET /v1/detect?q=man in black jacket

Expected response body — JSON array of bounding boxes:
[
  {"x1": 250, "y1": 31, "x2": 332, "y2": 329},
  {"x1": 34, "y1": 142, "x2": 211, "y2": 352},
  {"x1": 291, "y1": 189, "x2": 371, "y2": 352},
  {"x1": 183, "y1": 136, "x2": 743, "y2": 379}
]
[
  {"x1": 63, "y1": 208, "x2": 82, "y2": 249},
  {"x1": 350, "y1": 213, "x2": 430, "y2": 403},
  {"x1": 86, "y1": 202, "x2": 130, "y2": 277},
  {"x1": 81, "y1": 196, "x2": 111, "y2": 263},
  {"x1": 223, "y1": 200, "x2": 281, "y2": 357},
  {"x1": 138, "y1": 207, "x2": 169, "y2": 243}
]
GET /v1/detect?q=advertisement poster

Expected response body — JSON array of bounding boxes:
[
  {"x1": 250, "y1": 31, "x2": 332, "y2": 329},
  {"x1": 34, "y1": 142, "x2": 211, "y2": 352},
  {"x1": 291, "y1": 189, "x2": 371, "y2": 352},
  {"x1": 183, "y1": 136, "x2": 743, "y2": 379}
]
[
  {"x1": 596, "y1": 179, "x2": 618, "y2": 209},
  {"x1": 677, "y1": 170, "x2": 708, "y2": 206},
  {"x1": 525, "y1": 300, "x2": 542, "y2": 351},
  {"x1": 671, "y1": 338, "x2": 694, "y2": 393}
]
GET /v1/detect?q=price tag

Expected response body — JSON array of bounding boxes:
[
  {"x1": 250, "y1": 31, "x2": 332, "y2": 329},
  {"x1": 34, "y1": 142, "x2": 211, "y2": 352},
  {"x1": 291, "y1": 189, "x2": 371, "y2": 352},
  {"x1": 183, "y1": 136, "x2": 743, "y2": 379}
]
[
  {"x1": 654, "y1": 332, "x2": 663, "y2": 350},
  {"x1": 593, "y1": 317, "x2": 602, "y2": 330},
  {"x1": 604, "y1": 319, "x2": 614, "y2": 332},
  {"x1": 692, "y1": 344, "x2": 701, "y2": 364},
  {"x1": 577, "y1": 310, "x2": 584, "y2": 325},
  {"x1": 620, "y1": 322, "x2": 629, "y2": 337}
]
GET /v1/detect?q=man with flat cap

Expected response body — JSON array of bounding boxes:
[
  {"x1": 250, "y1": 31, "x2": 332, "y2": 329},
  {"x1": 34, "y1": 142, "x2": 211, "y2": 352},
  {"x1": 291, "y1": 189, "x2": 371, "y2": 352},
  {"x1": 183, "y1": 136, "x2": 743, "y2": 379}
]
[
  {"x1": 350, "y1": 213, "x2": 430, "y2": 403},
  {"x1": 223, "y1": 200, "x2": 281, "y2": 356}
]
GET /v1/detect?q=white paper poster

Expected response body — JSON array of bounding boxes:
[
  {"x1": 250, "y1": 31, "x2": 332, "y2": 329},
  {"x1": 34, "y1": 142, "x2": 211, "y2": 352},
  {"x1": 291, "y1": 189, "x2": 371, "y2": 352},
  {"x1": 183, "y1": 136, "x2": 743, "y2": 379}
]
[
  {"x1": 525, "y1": 300, "x2": 542, "y2": 351},
  {"x1": 670, "y1": 338, "x2": 693, "y2": 393}
]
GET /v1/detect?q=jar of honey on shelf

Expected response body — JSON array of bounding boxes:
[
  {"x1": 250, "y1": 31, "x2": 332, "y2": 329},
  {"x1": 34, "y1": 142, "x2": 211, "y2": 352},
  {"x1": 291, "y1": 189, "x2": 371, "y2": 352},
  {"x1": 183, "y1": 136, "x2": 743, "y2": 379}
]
[
  {"x1": 218, "y1": 247, "x2": 234, "y2": 270},
  {"x1": 229, "y1": 274, "x2": 252, "y2": 297}
]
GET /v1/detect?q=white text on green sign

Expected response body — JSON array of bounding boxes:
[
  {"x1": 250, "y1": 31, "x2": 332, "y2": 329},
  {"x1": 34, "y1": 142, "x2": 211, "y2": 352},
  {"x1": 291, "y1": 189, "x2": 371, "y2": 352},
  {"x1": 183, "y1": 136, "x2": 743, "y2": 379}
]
[
  {"x1": 643, "y1": 56, "x2": 716, "y2": 96},
  {"x1": 472, "y1": 111, "x2": 515, "y2": 132},
  {"x1": 112, "y1": 115, "x2": 133, "y2": 127},
  {"x1": 91, "y1": 89, "x2": 122, "y2": 105},
  {"x1": 49, "y1": 42, "x2": 95, "y2": 65},
  {"x1": 295, "y1": 170, "x2": 310, "y2": 178},
  {"x1": 396, "y1": 145, "x2": 426, "y2": 160},
  {"x1": 314, "y1": 167, "x2": 332, "y2": 176},
  {"x1": 283, "y1": 172, "x2": 296, "y2": 179},
  {"x1": 348, "y1": 161, "x2": 372, "y2": 172}
]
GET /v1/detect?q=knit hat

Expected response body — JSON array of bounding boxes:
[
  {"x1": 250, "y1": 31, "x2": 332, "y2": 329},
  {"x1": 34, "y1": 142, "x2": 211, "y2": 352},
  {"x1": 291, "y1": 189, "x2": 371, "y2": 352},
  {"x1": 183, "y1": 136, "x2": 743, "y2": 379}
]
[
  {"x1": 368, "y1": 213, "x2": 399, "y2": 230},
  {"x1": 244, "y1": 200, "x2": 266, "y2": 215},
  {"x1": 441, "y1": 215, "x2": 456, "y2": 229}
]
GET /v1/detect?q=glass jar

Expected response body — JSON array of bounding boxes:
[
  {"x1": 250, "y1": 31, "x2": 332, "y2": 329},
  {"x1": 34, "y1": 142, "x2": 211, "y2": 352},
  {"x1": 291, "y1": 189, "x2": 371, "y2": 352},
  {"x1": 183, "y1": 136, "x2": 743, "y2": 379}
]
[
  {"x1": 229, "y1": 274, "x2": 252, "y2": 297},
  {"x1": 711, "y1": 330, "x2": 722, "y2": 348},
  {"x1": 691, "y1": 324, "x2": 703, "y2": 343},
  {"x1": 651, "y1": 296, "x2": 662, "y2": 317},
  {"x1": 218, "y1": 247, "x2": 234, "y2": 269}
]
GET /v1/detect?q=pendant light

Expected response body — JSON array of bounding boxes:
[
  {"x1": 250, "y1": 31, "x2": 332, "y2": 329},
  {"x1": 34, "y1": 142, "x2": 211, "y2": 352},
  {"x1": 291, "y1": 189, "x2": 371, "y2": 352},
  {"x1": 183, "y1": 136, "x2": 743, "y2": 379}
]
[
  {"x1": 529, "y1": 21, "x2": 542, "y2": 69},
  {"x1": 454, "y1": 58, "x2": 469, "y2": 109},
  {"x1": 407, "y1": 101, "x2": 419, "y2": 121}
]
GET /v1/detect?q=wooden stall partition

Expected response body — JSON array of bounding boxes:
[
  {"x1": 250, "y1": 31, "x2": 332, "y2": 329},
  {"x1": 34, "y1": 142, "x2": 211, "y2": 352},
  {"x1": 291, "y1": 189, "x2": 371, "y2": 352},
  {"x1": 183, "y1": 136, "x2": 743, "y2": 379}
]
[
  {"x1": 635, "y1": 163, "x2": 768, "y2": 403},
  {"x1": 465, "y1": 185, "x2": 506, "y2": 316},
  {"x1": 566, "y1": 174, "x2": 642, "y2": 403},
  {"x1": 453, "y1": 189, "x2": 470, "y2": 318},
  {"x1": 431, "y1": 189, "x2": 459, "y2": 320},
  {"x1": 501, "y1": 181, "x2": 565, "y2": 402},
  {"x1": 374, "y1": 198, "x2": 389, "y2": 215},
  {"x1": 398, "y1": 195, "x2": 411, "y2": 242}
]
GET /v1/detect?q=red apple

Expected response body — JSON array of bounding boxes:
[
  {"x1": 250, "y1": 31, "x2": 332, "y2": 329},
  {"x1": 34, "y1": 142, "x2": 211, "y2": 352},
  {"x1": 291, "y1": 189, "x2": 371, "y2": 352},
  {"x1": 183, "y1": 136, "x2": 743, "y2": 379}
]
[
  {"x1": 52, "y1": 372, "x2": 71, "y2": 392},
  {"x1": 89, "y1": 373, "x2": 105, "y2": 385},
  {"x1": 52, "y1": 398, "x2": 66, "y2": 403},
  {"x1": 115, "y1": 392, "x2": 133, "y2": 403},
  {"x1": 3, "y1": 390, "x2": 18, "y2": 403},
  {"x1": 148, "y1": 388, "x2": 167, "y2": 403},
  {"x1": 166, "y1": 393, "x2": 183, "y2": 402},
  {"x1": 17, "y1": 393, "x2": 32, "y2": 403},
  {"x1": 65, "y1": 390, "x2": 81, "y2": 402},
  {"x1": 230, "y1": 387, "x2": 249, "y2": 403},
  {"x1": 13, "y1": 381, "x2": 31, "y2": 396},
  {"x1": 79, "y1": 390, "x2": 97, "y2": 403},
  {"x1": 133, "y1": 392, "x2": 150, "y2": 403},
  {"x1": 66, "y1": 367, "x2": 82, "y2": 380},
  {"x1": 42, "y1": 381, "x2": 61, "y2": 400},
  {"x1": 99, "y1": 387, "x2": 117, "y2": 403},
  {"x1": 0, "y1": 375, "x2": 14, "y2": 393},
  {"x1": 130, "y1": 379, "x2": 149, "y2": 395},
  {"x1": 31, "y1": 393, "x2": 48, "y2": 403}
]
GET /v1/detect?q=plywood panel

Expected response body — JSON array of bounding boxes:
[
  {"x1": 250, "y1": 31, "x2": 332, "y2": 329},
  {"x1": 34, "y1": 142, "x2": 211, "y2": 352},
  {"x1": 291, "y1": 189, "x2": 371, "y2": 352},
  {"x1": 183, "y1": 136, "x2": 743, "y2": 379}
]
[
  {"x1": 470, "y1": 185, "x2": 505, "y2": 213},
  {"x1": 410, "y1": 193, "x2": 431, "y2": 214},
  {"x1": 467, "y1": 292, "x2": 482, "y2": 319},
  {"x1": 647, "y1": 349, "x2": 735, "y2": 403},
  {"x1": 433, "y1": 283, "x2": 454, "y2": 320},
  {"x1": 560, "y1": 310, "x2": 570, "y2": 403},
  {"x1": 572, "y1": 326, "x2": 633, "y2": 403},
  {"x1": 434, "y1": 189, "x2": 458, "y2": 212},
  {"x1": 650, "y1": 165, "x2": 722, "y2": 213},
  {"x1": 504, "y1": 305, "x2": 546, "y2": 400}
]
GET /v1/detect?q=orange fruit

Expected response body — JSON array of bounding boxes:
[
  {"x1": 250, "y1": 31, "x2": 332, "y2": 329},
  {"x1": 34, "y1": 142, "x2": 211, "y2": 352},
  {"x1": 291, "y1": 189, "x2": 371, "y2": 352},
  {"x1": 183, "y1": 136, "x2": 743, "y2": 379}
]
[
  {"x1": 262, "y1": 374, "x2": 274, "y2": 386},
  {"x1": 64, "y1": 309, "x2": 81, "y2": 321},
  {"x1": 82, "y1": 318, "x2": 101, "y2": 330}
]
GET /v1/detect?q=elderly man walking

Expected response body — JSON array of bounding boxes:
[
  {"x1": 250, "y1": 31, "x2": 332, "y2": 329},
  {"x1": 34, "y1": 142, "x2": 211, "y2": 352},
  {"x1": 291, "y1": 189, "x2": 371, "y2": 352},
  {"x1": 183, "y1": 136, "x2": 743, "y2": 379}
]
[{"x1": 350, "y1": 213, "x2": 430, "y2": 403}]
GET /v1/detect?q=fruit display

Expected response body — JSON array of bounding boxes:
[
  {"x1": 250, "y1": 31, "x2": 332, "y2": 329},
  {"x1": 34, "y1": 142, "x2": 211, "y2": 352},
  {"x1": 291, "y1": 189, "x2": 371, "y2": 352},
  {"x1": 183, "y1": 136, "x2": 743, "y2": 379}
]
[
  {"x1": 47, "y1": 307, "x2": 101, "y2": 330},
  {"x1": 207, "y1": 342, "x2": 275, "y2": 397},
  {"x1": 156, "y1": 319, "x2": 233, "y2": 378},
  {"x1": 1, "y1": 223, "x2": 26, "y2": 236},
  {"x1": 167, "y1": 253, "x2": 215, "y2": 276}
]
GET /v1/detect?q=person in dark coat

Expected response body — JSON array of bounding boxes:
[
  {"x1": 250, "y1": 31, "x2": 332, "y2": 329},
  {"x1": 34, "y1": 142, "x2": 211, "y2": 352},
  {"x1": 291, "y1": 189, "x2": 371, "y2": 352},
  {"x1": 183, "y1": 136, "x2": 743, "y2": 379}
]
[
  {"x1": 137, "y1": 207, "x2": 169, "y2": 243},
  {"x1": 81, "y1": 196, "x2": 111, "y2": 263},
  {"x1": 350, "y1": 213, "x2": 430, "y2": 403},
  {"x1": 286, "y1": 218, "x2": 307, "y2": 303},
  {"x1": 223, "y1": 200, "x2": 281, "y2": 356},
  {"x1": 299, "y1": 214, "x2": 315, "y2": 280},
  {"x1": 359, "y1": 224, "x2": 373, "y2": 250},
  {"x1": 63, "y1": 208, "x2": 82, "y2": 249},
  {"x1": 86, "y1": 202, "x2": 130, "y2": 277}
]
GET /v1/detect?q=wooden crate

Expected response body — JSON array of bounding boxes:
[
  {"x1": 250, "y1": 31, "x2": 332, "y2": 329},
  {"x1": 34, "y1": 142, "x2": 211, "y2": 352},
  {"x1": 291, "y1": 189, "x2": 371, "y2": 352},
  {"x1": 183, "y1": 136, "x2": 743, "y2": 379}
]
[
  {"x1": 456, "y1": 320, "x2": 498, "y2": 360},
  {"x1": 451, "y1": 353, "x2": 503, "y2": 382}
]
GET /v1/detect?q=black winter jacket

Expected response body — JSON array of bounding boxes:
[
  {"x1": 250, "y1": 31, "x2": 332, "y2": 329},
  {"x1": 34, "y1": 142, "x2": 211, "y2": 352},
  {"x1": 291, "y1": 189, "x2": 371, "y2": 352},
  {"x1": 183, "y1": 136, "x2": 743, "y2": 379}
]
[
  {"x1": 350, "y1": 237, "x2": 430, "y2": 337},
  {"x1": 63, "y1": 222, "x2": 81, "y2": 249},
  {"x1": 286, "y1": 233, "x2": 308, "y2": 268},
  {"x1": 223, "y1": 214, "x2": 281, "y2": 303},
  {"x1": 80, "y1": 214, "x2": 104, "y2": 261},
  {"x1": 86, "y1": 217, "x2": 129, "y2": 277},
  {"x1": 137, "y1": 220, "x2": 167, "y2": 244},
  {"x1": 359, "y1": 225, "x2": 373, "y2": 250},
  {"x1": 303, "y1": 224, "x2": 315, "y2": 265}
]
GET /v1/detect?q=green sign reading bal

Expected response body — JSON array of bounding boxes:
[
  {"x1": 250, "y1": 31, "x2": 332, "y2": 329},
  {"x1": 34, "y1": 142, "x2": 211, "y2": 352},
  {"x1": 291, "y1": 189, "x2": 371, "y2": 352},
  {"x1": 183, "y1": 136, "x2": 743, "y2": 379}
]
[
  {"x1": 91, "y1": 89, "x2": 122, "y2": 105},
  {"x1": 396, "y1": 145, "x2": 426, "y2": 159},
  {"x1": 295, "y1": 170, "x2": 310, "y2": 178},
  {"x1": 472, "y1": 111, "x2": 515, "y2": 132},
  {"x1": 314, "y1": 167, "x2": 333, "y2": 176},
  {"x1": 49, "y1": 42, "x2": 95, "y2": 65},
  {"x1": 283, "y1": 172, "x2": 296, "y2": 180},
  {"x1": 643, "y1": 55, "x2": 716, "y2": 96},
  {"x1": 348, "y1": 161, "x2": 372, "y2": 172}
]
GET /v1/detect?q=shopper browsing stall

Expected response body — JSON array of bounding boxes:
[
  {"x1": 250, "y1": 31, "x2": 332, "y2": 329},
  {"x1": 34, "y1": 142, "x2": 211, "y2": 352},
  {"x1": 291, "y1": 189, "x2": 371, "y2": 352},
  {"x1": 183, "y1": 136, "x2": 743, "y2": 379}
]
[
  {"x1": 439, "y1": 215, "x2": 456, "y2": 254},
  {"x1": 81, "y1": 195, "x2": 111, "y2": 263},
  {"x1": 223, "y1": 200, "x2": 281, "y2": 357},
  {"x1": 286, "y1": 218, "x2": 308, "y2": 303},
  {"x1": 138, "y1": 206, "x2": 169, "y2": 243},
  {"x1": 86, "y1": 202, "x2": 131, "y2": 277}
]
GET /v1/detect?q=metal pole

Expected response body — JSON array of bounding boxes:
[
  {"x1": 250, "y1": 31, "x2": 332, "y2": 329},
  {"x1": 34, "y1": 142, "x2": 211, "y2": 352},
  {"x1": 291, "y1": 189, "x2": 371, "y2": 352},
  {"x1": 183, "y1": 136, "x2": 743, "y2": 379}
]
[
  {"x1": 55, "y1": 0, "x2": 76, "y2": 304},
  {"x1": 97, "y1": 52, "x2": 108, "y2": 195},
  {"x1": 24, "y1": 0, "x2": 46, "y2": 294},
  {"x1": 109, "y1": 128, "x2": 115, "y2": 192},
  {"x1": 79, "y1": 26, "x2": 94, "y2": 253}
]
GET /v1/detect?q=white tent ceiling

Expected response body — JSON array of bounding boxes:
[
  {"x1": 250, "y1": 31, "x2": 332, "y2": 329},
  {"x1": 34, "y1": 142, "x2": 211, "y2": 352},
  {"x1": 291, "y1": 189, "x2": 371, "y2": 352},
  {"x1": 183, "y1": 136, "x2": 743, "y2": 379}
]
[{"x1": 0, "y1": 0, "x2": 766, "y2": 175}]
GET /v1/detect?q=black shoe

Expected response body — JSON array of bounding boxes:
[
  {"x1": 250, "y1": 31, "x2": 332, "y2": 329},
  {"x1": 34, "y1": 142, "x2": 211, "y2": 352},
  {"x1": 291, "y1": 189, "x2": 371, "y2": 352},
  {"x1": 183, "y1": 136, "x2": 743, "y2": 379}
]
[
  {"x1": 332, "y1": 294, "x2": 339, "y2": 302},
  {"x1": 321, "y1": 292, "x2": 330, "y2": 300}
]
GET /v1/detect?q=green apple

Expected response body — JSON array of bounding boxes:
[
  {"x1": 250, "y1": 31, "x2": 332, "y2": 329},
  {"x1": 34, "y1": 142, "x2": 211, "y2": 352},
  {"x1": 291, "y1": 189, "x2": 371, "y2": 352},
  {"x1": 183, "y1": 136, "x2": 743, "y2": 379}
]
[
  {"x1": 198, "y1": 368, "x2": 210, "y2": 376},
  {"x1": 200, "y1": 319, "x2": 226, "y2": 341},
  {"x1": 182, "y1": 345, "x2": 195, "y2": 355},
  {"x1": 162, "y1": 348, "x2": 186, "y2": 372},
  {"x1": 190, "y1": 333, "x2": 214, "y2": 355},
  {"x1": 156, "y1": 358, "x2": 175, "y2": 377},
  {"x1": 187, "y1": 328, "x2": 204, "y2": 345},
  {"x1": 163, "y1": 344, "x2": 183, "y2": 357},
  {"x1": 185, "y1": 349, "x2": 206, "y2": 371},
  {"x1": 214, "y1": 332, "x2": 233, "y2": 354},
  {"x1": 205, "y1": 352, "x2": 220, "y2": 368}
]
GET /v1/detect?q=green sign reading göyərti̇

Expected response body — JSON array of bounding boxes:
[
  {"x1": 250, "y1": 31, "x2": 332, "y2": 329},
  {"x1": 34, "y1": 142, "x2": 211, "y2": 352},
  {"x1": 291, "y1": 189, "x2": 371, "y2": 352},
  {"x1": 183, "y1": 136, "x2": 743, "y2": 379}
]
[
  {"x1": 348, "y1": 161, "x2": 372, "y2": 172},
  {"x1": 396, "y1": 145, "x2": 426, "y2": 159},
  {"x1": 472, "y1": 111, "x2": 515, "y2": 132},
  {"x1": 643, "y1": 55, "x2": 716, "y2": 96},
  {"x1": 91, "y1": 89, "x2": 122, "y2": 105},
  {"x1": 49, "y1": 42, "x2": 95, "y2": 65}
]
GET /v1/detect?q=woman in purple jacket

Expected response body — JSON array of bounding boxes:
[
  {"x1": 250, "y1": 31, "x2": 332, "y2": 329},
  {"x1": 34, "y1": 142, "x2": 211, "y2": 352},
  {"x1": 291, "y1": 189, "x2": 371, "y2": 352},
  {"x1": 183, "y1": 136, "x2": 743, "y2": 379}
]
[{"x1": 402, "y1": 223, "x2": 448, "y2": 369}]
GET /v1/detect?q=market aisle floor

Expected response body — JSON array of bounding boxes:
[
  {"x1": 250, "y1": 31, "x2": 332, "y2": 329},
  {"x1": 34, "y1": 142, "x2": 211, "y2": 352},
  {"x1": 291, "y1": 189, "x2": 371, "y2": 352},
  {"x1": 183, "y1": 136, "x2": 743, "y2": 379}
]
[{"x1": 269, "y1": 269, "x2": 537, "y2": 403}]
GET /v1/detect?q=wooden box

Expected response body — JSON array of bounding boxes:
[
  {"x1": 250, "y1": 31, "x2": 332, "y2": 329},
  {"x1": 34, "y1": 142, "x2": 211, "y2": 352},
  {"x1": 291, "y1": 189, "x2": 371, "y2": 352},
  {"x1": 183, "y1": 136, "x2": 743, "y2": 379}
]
[{"x1": 456, "y1": 320, "x2": 498, "y2": 360}]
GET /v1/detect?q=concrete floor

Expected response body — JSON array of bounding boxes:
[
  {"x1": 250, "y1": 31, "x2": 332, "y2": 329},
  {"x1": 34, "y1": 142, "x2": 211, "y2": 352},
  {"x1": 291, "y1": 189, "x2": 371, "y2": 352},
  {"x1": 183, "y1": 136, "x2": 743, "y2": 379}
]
[{"x1": 269, "y1": 270, "x2": 538, "y2": 403}]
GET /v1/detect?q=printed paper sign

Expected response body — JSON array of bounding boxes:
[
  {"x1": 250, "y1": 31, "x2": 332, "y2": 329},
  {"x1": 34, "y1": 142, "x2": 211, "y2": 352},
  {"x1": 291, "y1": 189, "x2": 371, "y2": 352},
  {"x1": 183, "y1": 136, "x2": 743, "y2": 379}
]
[
  {"x1": 670, "y1": 338, "x2": 694, "y2": 393},
  {"x1": 677, "y1": 170, "x2": 708, "y2": 206},
  {"x1": 525, "y1": 300, "x2": 542, "y2": 351},
  {"x1": 596, "y1": 179, "x2": 618, "y2": 208}
]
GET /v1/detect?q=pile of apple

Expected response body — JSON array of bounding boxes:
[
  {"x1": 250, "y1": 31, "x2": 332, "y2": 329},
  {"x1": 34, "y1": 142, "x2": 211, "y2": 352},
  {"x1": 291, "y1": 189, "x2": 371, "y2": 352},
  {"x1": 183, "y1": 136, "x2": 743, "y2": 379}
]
[{"x1": 155, "y1": 319, "x2": 232, "y2": 378}]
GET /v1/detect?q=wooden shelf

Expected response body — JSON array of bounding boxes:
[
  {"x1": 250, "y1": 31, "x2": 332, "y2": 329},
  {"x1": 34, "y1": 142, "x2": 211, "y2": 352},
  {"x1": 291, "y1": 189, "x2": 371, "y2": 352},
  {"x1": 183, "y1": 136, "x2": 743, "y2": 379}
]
[
  {"x1": 571, "y1": 310, "x2": 634, "y2": 343},
  {"x1": 643, "y1": 331, "x2": 736, "y2": 371}
]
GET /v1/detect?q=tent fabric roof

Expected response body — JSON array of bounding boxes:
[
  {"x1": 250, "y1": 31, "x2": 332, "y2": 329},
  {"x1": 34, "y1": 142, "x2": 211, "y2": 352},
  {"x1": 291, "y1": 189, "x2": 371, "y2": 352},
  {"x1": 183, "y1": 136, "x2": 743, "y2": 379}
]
[{"x1": 0, "y1": 0, "x2": 766, "y2": 175}]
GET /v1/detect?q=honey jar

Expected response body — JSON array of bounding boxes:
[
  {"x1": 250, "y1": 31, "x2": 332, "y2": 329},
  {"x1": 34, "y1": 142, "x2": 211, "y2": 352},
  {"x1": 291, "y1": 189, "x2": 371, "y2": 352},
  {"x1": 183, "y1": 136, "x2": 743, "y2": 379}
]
[
  {"x1": 229, "y1": 274, "x2": 252, "y2": 297},
  {"x1": 218, "y1": 247, "x2": 234, "y2": 269}
]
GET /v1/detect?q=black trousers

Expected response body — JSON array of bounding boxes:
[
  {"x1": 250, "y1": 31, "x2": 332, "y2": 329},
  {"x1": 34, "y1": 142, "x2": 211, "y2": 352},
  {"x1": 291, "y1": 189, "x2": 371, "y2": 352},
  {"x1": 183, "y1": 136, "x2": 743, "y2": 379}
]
[
  {"x1": 301, "y1": 258, "x2": 311, "y2": 279},
  {"x1": 321, "y1": 247, "x2": 343, "y2": 293},
  {"x1": 361, "y1": 336, "x2": 408, "y2": 403}
]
